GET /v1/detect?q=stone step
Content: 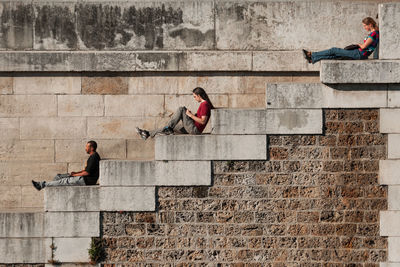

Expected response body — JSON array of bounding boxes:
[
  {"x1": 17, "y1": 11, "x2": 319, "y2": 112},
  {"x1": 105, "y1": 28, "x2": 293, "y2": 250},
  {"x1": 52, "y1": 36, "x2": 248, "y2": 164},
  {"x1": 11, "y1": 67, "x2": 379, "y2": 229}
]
[
  {"x1": 380, "y1": 211, "x2": 400, "y2": 236},
  {"x1": 155, "y1": 135, "x2": 267, "y2": 161},
  {"x1": 379, "y1": 3, "x2": 400, "y2": 60},
  {"x1": 99, "y1": 187, "x2": 155, "y2": 212},
  {"x1": 388, "y1": 237, "x2": 400, "y2": 262},
  {"x1": 45, "y1": 186, "x2": 99, "y2": 212},
  {"x1": 0, "y1": 238, "x2": 50, "y2": 263},
  {"x1": 100, "y1": 160, "x2": 211, "y2": 186},
  {"x1": 266, "y1": 83, "x2": 387, "y2": 109},
  {"x1": 44, "y1": 212, "x2": 99, "y2": 238},
  {"x1": 0, "y1": 212, "x2": 44, "y2": 237},
  {"x1": 388, "y1": 186, "x2": 400, "y2": 211},
  {"x1": 320, "y1": 60, "x2": 400, "y2": 83},
  {"x1": 388, "y1": 135, "x2": 400, "y2": 159},
  {"x1": 211, "y1": 109, "x2": 322, "y2": 135},
  {"x1": 379, "y1": 160, "x2": 400, "y2": 185}
]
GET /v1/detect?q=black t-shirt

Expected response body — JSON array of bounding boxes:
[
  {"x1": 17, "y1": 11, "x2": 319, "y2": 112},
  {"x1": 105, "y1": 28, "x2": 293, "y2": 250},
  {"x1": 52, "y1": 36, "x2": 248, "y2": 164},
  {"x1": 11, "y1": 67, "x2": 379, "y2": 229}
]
[{"x1": 84, "y1": 152, "x2": 101, "y2": 185}]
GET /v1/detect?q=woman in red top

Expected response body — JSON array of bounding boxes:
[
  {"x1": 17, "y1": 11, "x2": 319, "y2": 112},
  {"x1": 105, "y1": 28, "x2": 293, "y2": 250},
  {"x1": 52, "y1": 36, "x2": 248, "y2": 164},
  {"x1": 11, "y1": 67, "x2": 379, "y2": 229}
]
[{"x1": 136, "y1": 87, "x2": 214, "y2": 140}]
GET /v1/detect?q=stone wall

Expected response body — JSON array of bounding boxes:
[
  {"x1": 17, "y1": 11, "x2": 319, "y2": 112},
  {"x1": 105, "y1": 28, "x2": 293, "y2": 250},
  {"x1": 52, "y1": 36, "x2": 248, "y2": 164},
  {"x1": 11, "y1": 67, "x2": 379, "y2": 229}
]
[{"x1": 101, "y1": 109, "x2": 387, "y2": 266}]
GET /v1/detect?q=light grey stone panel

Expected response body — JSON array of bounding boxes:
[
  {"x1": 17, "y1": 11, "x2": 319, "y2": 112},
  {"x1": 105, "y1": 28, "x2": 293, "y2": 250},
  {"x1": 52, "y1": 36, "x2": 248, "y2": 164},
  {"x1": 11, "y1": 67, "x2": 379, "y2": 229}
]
[
  {"x1": 320, "y1": 60, "x2": 400, "y2": 83},
  {"x1": 44, "y1": 212, "x2": 99, "y2": 237},
  {"x1": 388, "y1": 186, "x2": 400, "y2": 211},
  {"x1": 100, "y1": 160, "x2": 211, "y2": 186},
  {"x1": 99, "y1": 187, "x2": 155, "y2": 211},
  {"x1": 211, "y1": 109, "x2": 322, "y2": 135},
  {"x1": 155, "y1": 135, "x2": 267, "y2": 160},
  {"x1": 0, "y1": 212, "x2": 44, "y2": 237},
  {"x1": 388, "y1": 237, "x2": 400, "y2": 262},
  {"x1": 381, "y1": 211, "x2": 400, "y2": 236},
  {"x1": 380, "y1": 263, "x2": 400, "y2": 267},
  {"x1": 253, "y1": 51, "x2": 319, "y2": 72},
  {"x1": 46, "y1": 238, "x2": 91, "y2": 263},
  {"x1": 388, "y1": 135, "x2": 400, "y2": 159},
  {"x1": 266, "y1": 83, "x2": 387, "y2": 108},
  {"x1": 45, "y1": 186, "x2": 99, "y2": 212},
  {"x1": 180, "y1": 51, "x2": 252, "y2": 71},
  {"x1": 380, "y1": 160, "x2": 400, "y2": 185},
  {"x1": 0, "y1": 238, "x2": 49, "y2": 263},
  {"x1": 388, "y1": 85, "x2": 400, "y2": 108},
  {"x1": 136, "y1": 52, "x2": 182, "y2": 71},
  {"x1": 379, "y1": 3, "x2": 400, "y2": 59},
  {"x1": 381, "y1": 110, "x2": 400, "y2": 133}
]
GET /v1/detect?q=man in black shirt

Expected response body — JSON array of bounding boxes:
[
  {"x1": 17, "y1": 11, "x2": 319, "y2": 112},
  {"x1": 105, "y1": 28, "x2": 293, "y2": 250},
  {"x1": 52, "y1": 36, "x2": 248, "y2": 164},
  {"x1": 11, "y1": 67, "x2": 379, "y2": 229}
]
[{"x1": 32, "y1": 141, "x2": 101, "y2": 190}]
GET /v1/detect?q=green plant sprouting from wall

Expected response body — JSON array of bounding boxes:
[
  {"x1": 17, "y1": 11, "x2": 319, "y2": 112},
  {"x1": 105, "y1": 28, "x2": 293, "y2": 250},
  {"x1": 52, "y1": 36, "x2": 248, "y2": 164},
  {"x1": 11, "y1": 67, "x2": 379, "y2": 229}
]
[{"x1": 88, "y1": 237, "x2": 106, "y2": 264}]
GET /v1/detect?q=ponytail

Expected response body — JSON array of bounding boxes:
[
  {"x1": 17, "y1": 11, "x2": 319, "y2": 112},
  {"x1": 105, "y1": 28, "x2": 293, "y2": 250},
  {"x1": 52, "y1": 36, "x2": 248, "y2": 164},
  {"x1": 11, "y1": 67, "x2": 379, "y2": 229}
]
[{"x1": 192, "y1": 87, "x2": 215, "y2": 109}]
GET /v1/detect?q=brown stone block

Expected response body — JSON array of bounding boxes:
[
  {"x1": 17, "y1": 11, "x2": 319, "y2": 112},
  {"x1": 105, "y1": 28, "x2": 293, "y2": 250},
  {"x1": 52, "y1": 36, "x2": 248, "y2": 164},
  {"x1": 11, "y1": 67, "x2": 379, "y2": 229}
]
[
  {"x1": 330, "y1": 147, "x2": 350, "y2": 160},
  {"x1": 82, "y1": 75, "x2": 128, "y2": 95},
  {"x1": 336, "y1": 223, "x2": 357, "y2": 236},
  {"x1": 282, "y1": 161, "x2": 301, "y2": 173},
  {"x1": 311, "y1": 224, "x2": 335, "y2": 236},
  {"x1": 364, "y1": 121, "x2": 379, "y2": 133},
  {"x1": 228, "y1": 94, "x2": 265, "y2": 108},
  {"x1": 368, "y1": 199, "x2": 387, "y2": 210},
  {"x1": 350, "y1": 147, "x2": 386, "y2": 160},
  {"x1": 363, "y1": 237, "x2": 387, "y2": 249},
  {"x1": 343, "y1": 160, "x2": 364, "y2": 172},
  {"x1": 269, "y1": 147, "x2": 288, "y2": 160},
  {"x1": 0, "y1": 76, "x2": 13, "y2": 94},
  {"x1": 287, "y1": 224, "x2": 309, "y2": 236},
  {"x1": 127, "y1": 139, "x2": 155, "y2": 161},
  {"x1": 318, "y1": 135, "x2": 337, "y2": 146},
  {"x1": 364, "y1": 211, "x2": 379, "y2": 223},
  {"x1": 320, "y1": 211, "x2": 344, "y2": 223},
  {"x1": 357, "y1": 224, "x2": 379, "y2": 236},
  {"x1": 364, "y1": 186, "x2": 387, "y2": 198},
  {"x1": 282, "y1": 136, "x2": 316, "y2": 146},
  {"x1": 369, "y1": 249, "x2": 387, "y2": 262},
  {"x1": 344, "y1": 211, "x2": 364, "y2": 223},
  {"x1": 323, "y1": 161, "x2": 344, "y2": 172},
  {"x1": 0, "y1": 186, "x2": 21, "y2": 210},
  {"x1": 297, "y1": 211, "x2": 320, "y2": 223},
  {"x1": 125, "y1": 224, "x2": 145, "y2": 236}
]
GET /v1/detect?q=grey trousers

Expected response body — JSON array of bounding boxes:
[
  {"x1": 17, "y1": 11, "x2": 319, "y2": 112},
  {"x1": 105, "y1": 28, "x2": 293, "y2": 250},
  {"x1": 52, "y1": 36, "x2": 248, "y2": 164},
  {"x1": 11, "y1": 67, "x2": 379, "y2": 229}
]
[
  {"x1": 41, "y1": 173, "x2": 86, "y2": 188},
  {"x1": 150, "y1": 106, "x2": 200, "y2": 138}
]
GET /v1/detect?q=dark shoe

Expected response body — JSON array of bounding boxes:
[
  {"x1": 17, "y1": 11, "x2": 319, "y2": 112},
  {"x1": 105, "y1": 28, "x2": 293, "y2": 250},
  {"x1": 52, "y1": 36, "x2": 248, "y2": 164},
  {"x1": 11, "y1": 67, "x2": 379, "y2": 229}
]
[
  {"x1": 162, "y1": 126, "x2": 174, "y2": 135},
  {"x1": 32, "y1": 180, "x2": 42, "y2": 191},
  {"x1": 135, "y1": 127, "x2": 150, "y2": 140},
  {"x1": 302, "y1": 49, "x2": 312, "y2": 63}
]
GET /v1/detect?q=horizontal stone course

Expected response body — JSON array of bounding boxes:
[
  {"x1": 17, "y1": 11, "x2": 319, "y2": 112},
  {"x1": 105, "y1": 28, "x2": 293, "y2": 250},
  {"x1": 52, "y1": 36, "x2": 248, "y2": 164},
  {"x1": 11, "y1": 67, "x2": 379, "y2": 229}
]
[
  {"x1": 13, "y1": 75, "x2": 81, "y2": 95},
  {"x1": 58, "y1": 95, "x2": 104, "y2": 117},
  {"x1": 211, "y1": 109, "x2": 322, "y2": 135},
  {"x1": 0, "y1": 140, "x2": 54, "y2": 162},
  {"x1": 105, "y1": 95, "x2": 164, "y2": 117},
  {"x1": 99, "y1": 187, "x2": 155, "y2": 211},
  {"x1": 380, "y1": 211, "x2": 400, "y2": 236},
  {"x1": 0, "y1": 95, "x2": 57, "y2": 117},
  {"x1": 44, "y1": 212, "x2": 99, "y2": 237},
  {"x1": 0, "y1": 238, "x2": 49, "y2": 263},
  {"x1": 0, "y1": 212, "x2": 44, "y2": 237},
  {"x1": 45, "y1": 186, "x2": 99, "y2": 212}
]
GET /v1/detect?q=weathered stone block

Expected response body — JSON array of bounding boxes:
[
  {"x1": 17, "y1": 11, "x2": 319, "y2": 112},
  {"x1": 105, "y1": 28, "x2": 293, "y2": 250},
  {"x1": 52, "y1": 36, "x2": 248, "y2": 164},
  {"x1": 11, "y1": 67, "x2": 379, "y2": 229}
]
[
  {"x1": 82, "y1": 75, "x2": 128, "y2": 95},
  {"x1": 388, "y1": 85, "x2": 400, "y2": 108},
  {"x1": 266, "y1": 83, "x2": 387, "y2": 108},
  {"x1": 127, "y1": 139, "x2": 155, "y2": 161},
  {"x1": 380, "y1": 263, "x2": 400, "y2": 267},
  {"x1": 45, "y1": 186, "x2": 99, "y2": 212},
  {"x1": 56, "y1": 139, "x2": 126, "y2": 163},
  {"x1": 0, "y1": 238, "x2": 49, "y2": 263},
  {"x1": 105, "y1": 95, "x2": 164, "y2": 117},
  {"x1": 0, "y1": 95, "x2": 57, "y2": 117},
  {"x1": 211, "y1": 109, "x2": 322, "y2": 135},
  {"x1": 0, "y1": 186, "x2": 21, "y2": 209},
  {"x1": 14, "y1": 75, "x2": 81, "y2": 95},
  {"x1": 381, "y1": 109, "x2": 400, "y2": 133},
  {"x1": 58, "y1": 95, "x2": 104, "y2": 117},
  {"x1": 381, "y1": 211, "x2": 400, "y2": 236},
  {"x1": 0, "y1": 140, "x2": 54, "y2": 162},
  {"x1": 180, "y1": 51, "x2": 252, "y2": 71},
  {"x1": 380, "y1": 160, "x2": 400, "y2": 185},
  {"x1": 20, "y1": 117, "x2": 86, "y2": 139},
  {"x1": 253, "y1": 51, "x2": 319, "y2": 72},
  {"x1": 388, "y1": 135, "x2": 400, "y2": 159},
  {"x1": 388, "y1": 237, "x2": 400, "y2": 262},
  {"x1": 0, "y1": 76, "x2": 13, "y2": 94},
  {"x1": 165, "y1": 94, "x2": 229, "y2": 115},
  {"x1": 44, "y1": 212, "x2": 99, "y2": 237},
  {"x1": 0, "y1": 118, "x2": 19, "y2": 139},
  {"x1": 320, "y1": 60, "x2": 400, "y2": 83},
  {"x1": 46, "y1": 238, "x2": 91, "y2": 263},
  {"x1": 388, "y1": 186, "x2": 400, "y2": 211},
  {"x1": 228, "y1": 94, "x2": 265, "y2": 109},
  {"x1": 155, "y1": 135, "x2": 267, "y2": 160},
  {"x1": 99, "y1": 187, "x2": 155, "y2": 211},
  {"x1": 136, "y1": 52, "x2": 181, "y2": 71},
  {"x1": 100, "y1": 160, "x2": 211, "y2": 186},
  {"x1": 21, "y1": 186, "x2": 44, "y2": 209},
  {"x1": 379, "y1": 3, "x2": 400, "y2": 59},
  {"x1": 0, "y1": 212, "x2": 44, "y2": 237}
]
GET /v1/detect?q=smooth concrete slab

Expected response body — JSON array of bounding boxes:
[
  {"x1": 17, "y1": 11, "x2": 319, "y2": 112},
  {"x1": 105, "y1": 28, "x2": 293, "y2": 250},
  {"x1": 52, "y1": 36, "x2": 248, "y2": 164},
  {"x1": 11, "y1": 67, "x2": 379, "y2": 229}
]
[
  {"x1": 99, "y1": 187, "x2": 155, "y2": 211},
  {"x1": 44, "y1": 212, "x2": 99, "y2": 237},
  {"x1": 388, "y1": 186, "x2": 400, "y2": 211},
  {"x1": 381, "y1": 110, "x2": 400, "y2": 133},
  {"x1": 0, "y1": 212, "x2": 44, "y2": 237},
  {"x1": 380, "y1": 160, "x2": 400, "y2": 185},
  {"x1": 266, "y1": 83, "x2": 387, "y2": 109},
  {"x1": 320, "y1": 60, "x2": 400, "y2": 83},
  {"x1": 388, "y1": 135, "x2": 400, "y2": 159},
  {"x1": 211, "y1": 109, "x2": 322, "y2": 135},
  {"x1": 379, "y1": 3, "x2": 400, "y2": 59},
  {"x1": 46, "y1": 238, "x2": 91, "y2": 263},
  {"x1": 0, "y1": 238, "x2": 50, "y2": 263},
  {"x1": 389, "y1": 237, "x2": 400, "y2": 262},
  {"x1": 380, "y1": 211, "x2": 400, "y2": 236},
  {"x1": 45, "y1": 186, "x2": 99, "y2": 212},
  {"x1": 100, "y1": 160, "x2": 211, "y2": 186},
  {"x1": 155, "y1": 135, "x2": 267, "y2": 161}
]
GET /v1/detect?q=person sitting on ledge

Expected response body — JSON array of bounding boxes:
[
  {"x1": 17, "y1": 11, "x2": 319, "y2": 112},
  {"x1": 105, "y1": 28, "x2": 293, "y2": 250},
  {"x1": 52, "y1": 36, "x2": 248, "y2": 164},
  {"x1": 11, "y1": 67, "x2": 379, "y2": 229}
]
[
  {"x1": 136, "y1": 87, "x2": 214, "y2": 140},
  {"x1": 32, "y1": 140, "x2": 101, "y2": 191},
  {"x1": 303, "y1": 17, "x2": 379, "y2": 64}
]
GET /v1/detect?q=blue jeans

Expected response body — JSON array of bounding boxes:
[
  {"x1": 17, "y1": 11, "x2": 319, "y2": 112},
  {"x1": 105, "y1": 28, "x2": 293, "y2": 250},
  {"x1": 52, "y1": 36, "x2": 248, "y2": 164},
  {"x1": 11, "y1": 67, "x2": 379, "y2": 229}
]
[{"x1": 311, "y1": 47, "x2": 365, "y2": 64}]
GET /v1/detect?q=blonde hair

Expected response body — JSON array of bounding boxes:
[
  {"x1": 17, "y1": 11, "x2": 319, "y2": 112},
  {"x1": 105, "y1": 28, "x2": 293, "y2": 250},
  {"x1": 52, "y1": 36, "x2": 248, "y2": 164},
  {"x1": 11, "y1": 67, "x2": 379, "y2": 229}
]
[{"x1": 362, "y1": 17, "x2": 378, "y2": 29}]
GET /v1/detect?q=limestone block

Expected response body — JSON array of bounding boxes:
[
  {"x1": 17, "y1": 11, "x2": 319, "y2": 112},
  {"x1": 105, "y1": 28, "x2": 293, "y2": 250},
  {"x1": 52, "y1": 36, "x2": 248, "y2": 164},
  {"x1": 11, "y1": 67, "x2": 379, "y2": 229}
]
[
  {"x1": 78, "y1": 52, "x2": 136, "y2": 72},
  {"x1": 388, "y1": 186, "x2": 400, "y2": 211},
  {"x1": 379, "y1": 3, "x2": 400, "y2": 59},
  {"x1": 21, "y1": 117, "x2": 87, "y2": 140},
  {"x1": 228, "y1": 94, "x2": 265, "y2": 109},
  {"x1": 0, "y1": 118, "x2": 19, "y2": 139},
  {"x1": 320, "y1": 60, "x2": 400, "y2": 83},
  {"x1": 211, "y1": 109, "x2": 322, "y2": 135},
  {"x1": 380, "y1": 262, "x2": 400, "y2": 267},
  {"x1": 87, "y1": 117, "x2": 156, "y2": 139},
  {"x1": 0, "y1": 212, "x2": 44, "y2": 237},
  {"x1": 100, "y1": 160, "x2": 211, "y2": 186},
  {"x1": 56, "y1": 139, "x2": 126, "y2": 163},
  {"x1": 127, "y1": 139, "x2": 155, "y2": 161},
  {"x1": 105, "y1": 95, "x2": 164, "y2": 117},
  {"x1": 14, "y1": 75, "x2": 81, "y2": 95},
  {"x1": 0, "y1": 238, "x2": 49, "y2": 263},
  {"x1": 381, "y1": 110, "x2": 400, "y2": 133},
  {"x1": 165, "y1": 94, "x2": 229, "y2": 115},
  {"x1": 21, "y1": 186, "x2": 45, "y2": 209},
  {"x1": 82, "y1": 75, "x2": 128, "y2": 95},
  {"x1": 0, "y1": 186, "x2": 21, "y2": 209},
  {"x1": 44, "y1": 212, "x2": 99, "y2": 237},
  {"x1": 0, "y1": 95, "x2": 57, "y2": 117},
  {"x1": 58, "y1": 95, "x2": 104, "y2": 117},
  {"x1": 0, "y1": 76, "x2": 13, "y2": 94},
  {"x1": 0, "y1": 140, "x2": 54, "y2": 162},
  {"x1": 388, "y1": 85, "x2": 400, "y2": 108},
  {"x1": 216, "y1": 1, "x2": 376, "y2": 50},
  {"x1": 155, "y1": 135, "x2": 267, "y2": 160},
  {"x1": 99, "y1": 187, "x2": 155, "y2": 211},
  {"x1": 45, "y1": 186, "x2": 99, "y2": 212},
  {"x1": 46, "y1": 238, "x2": 91, "y2": 263},
  {"x1": 380, "y1": 160, "x2": 400, "y2": 185},
  {"x1": 253, "y1": 51, "x2": 319, "y2": 72},
  {"x1": 136, "y1": 52, "x2": 181, "y2": 71},
  {"x1": 266, "y1": 83, "x2": 387, "y2": 108},
  {"x1": 388, "y1": 135, "x2": 400, "y2": 159},
  {"x1": 129, "y1": 75, "x2": 196, "y2": 95},
  {"x1": 180, "y1": 51, "x2": 252, "y2": 71},
  {"x1": 68, "y1": 163, "x2": 84, "y2": 173},
  {"x1": 381, "y1": 211, "x2": 400, "y2": 236},
  {"x1": 389, "y1": 237, "x2": 400, "y2": 262}
]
